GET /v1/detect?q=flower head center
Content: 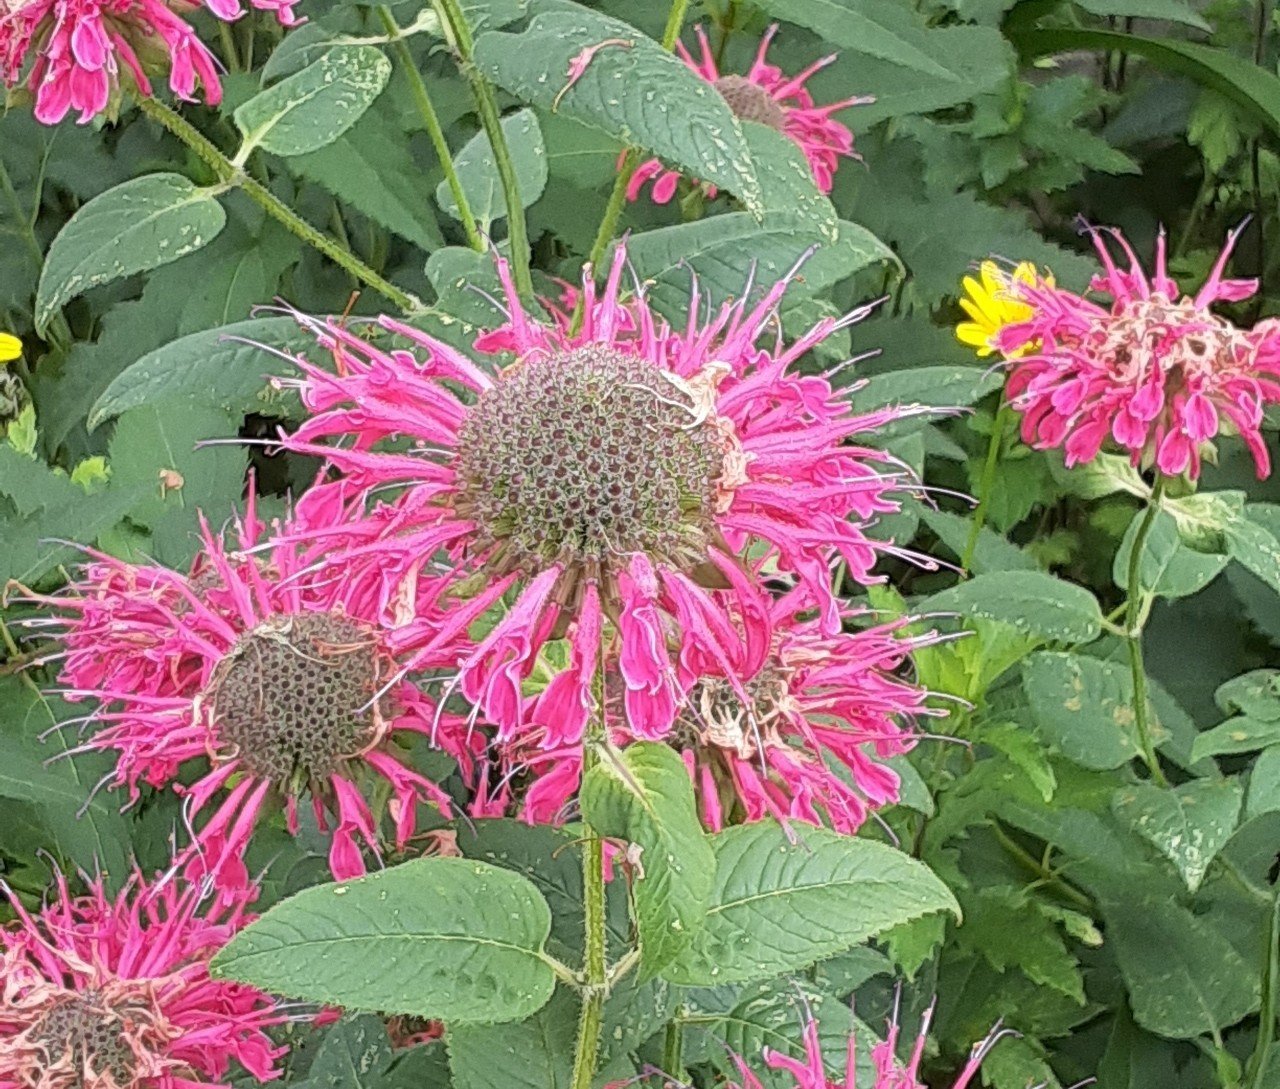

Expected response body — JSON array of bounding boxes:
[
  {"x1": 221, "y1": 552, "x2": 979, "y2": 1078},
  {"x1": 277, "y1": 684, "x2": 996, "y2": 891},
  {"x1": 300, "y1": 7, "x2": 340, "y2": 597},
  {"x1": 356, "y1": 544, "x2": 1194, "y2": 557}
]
[
  {"x1": 676, "y1": 666, "x2": 793, "y2": 759},
  {"x1": 714, "y1": 74, "x2": 788, "y2": 132},
  {"x1": 206, "y1": 611, "x2": 384, "y2": 785},
  {"x1": 454, "y1": 345, "x2": 728, "y2": 579},
  {"x1": 1107, "y1": 296, "x2": 1238, "y2": 380},
  {"x1": 30, "y1": 990, "x2": 148, "y2": 1086}
]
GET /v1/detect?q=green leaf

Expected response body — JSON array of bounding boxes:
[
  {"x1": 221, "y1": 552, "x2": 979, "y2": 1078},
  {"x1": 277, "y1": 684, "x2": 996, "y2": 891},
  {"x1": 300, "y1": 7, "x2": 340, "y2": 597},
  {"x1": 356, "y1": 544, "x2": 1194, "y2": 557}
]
[
  {"x1": 1246, "y1": 746, "x2": 1280, "y2": 820},
  {"x1": 920, "y1": 509, "x2": 1038, "y2": 575},
  {"x1": 974, "y1": 720, "x2": 1057, "y2": 801},
  {"x1": 1103, "y1": 895, "x2": 1259, "y2": 1038},
  {"x1": 106, "y1": 402, "x2": 247, "y2": 566},
  {"x1": 621, "y1": 215, "x2": 891, "y2": 322},
  {"x1": 662, "y1": 821, "x2": 958, "y2": 986},
  {"x1": 1218, "y1": 670, "x2": 1280, "y2": 719},
  {"x1": 753, "y1": 0, "x2": 1013, "y2": 121},
  {"x1": 1113, "y1": 509, "x2": 1227, "y2": 600},
  {"x1": 1069, "y1": 0, "x2": 1210, "y2": 32},
  {"x1": 1012, "y1": 30, "x2": 1280, "y2": 140},
  {"x1": 881, "y1": 911, "x2": 947, "y2": 979},
  {"x1": 1190, "y1": 716, "x2": 1280, "y2": 762},
  {"x1": 745, "y1": 122, "x2": 838, "y2": 242},
  {"x1": 1224, "y1": 504, "x2": 1280, "y2": 595},
  {"x1": 301, "y1": 1016, "x2": 394, "y2": 1089},
  {"x1": 35, "y1": 174, "x2": 226, "y2": 330},
  {"x1": 437, "y1": 108, "x2": 548, "y2": 231},
  {"x1": 446, "y1": 987, "x2": 578, "y2": 1089},
  {"x1": 88, "y1": 311, "x2": 475, "y2": 428},
  {"x1": 0, "y1": 679, "x2": 130, "y2": 878},
  {"x1": 580, "y1": 742, "x2": 715, "y2": 975},
  {"x1": 957, "y1": 887, "x2": 1085, "y2": 1002},
  {"x1": 293, "y1": 104, "x2": 444, "y2": 251},
  {"x1": 853, "y1": 365, "x2": 1002, "y2": 424},
  {"x1": 922, "y1": 571, "x2": 1104, "y2": 644},
  {"x1": 1112, "y1": 779, "x2": 1243, "y2": 892},
  {"x1": 211, "y1": 858, "x2": 558, "y2": 1022},
  {"x1": 1022, "y1": 652, "x2": 1143, "y2": 770},
  {"x1": 235, "y1": 46, "x2": 392, "y2": 157},
  {"x1": 472, "y1": 5, "x2": 762, "y2": 213}
]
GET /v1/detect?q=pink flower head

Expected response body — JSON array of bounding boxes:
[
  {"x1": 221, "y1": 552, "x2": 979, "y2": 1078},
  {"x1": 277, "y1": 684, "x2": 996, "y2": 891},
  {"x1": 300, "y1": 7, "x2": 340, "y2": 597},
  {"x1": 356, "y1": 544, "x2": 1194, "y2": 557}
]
[
  {"x1": 2, "y1": 0, "x2": 299, "y2": 126},
  {"x1": 0, "y1": 871, "x2": 287, "y2": 1088},
  {"x1": 626, "y1": 24, "x2": 870, "y2": 203},
  {"x1": 479, "y1": 595, "x2": 940, "y2": 835},
  {"x1": 725, "y1": 1004, "x2": 1012, "y2": 1089},
  {"x1": 998, "y1": 224, "x2": 1280, "y2": 479},
  {"x1": 26, "y1": 489, "x2": 460, "y2": 896},
  {"x1": 277, "y1": 246, "x2": 912, "y2": 755}
]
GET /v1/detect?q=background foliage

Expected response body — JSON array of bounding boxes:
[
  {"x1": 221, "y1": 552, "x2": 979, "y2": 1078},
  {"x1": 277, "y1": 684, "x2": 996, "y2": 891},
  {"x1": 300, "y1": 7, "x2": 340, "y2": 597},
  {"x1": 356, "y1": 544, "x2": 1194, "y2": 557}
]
[{"x1": 4, "y1": 0, "x2": 1280, "y2": 1086}]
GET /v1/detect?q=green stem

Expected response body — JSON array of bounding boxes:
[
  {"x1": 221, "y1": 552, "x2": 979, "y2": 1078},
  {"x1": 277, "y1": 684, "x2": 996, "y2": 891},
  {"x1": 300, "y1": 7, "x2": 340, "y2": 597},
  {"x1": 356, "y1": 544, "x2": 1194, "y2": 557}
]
[
  {"x1": 433, "y1": 0, "x2": 533, "y2": 296},
  {"x1": 217, "y1": 21, "x2": 242, "y2": 72},
  {"x1": 570, "y1": 750, "x2": 608, "y2": 1089},
  {"x1": 961, "y1": 398, "x2": 1013, "y2": 574},
  {"x1": 1246, "y1": 886, "x2": 1280, "y2": 1088},
  {"x1": 376, "y1": 6, "x2": 483, "y2": 252},
  {"x1": 135, "y1": 96, "x2": 420, "y2": 313},
  {"x1": 992, "y1": 824, "x2": 1092, "y2": 911},
  {"x1": 569, "y1": 0, "x2": 690, "y2": 334},
  {"x1": 1125, "y1": 476, "x2": 1169, "y2": 788},
  {"x1": 662, "y1": 1017, "x2": 686, "y2": 1082}
]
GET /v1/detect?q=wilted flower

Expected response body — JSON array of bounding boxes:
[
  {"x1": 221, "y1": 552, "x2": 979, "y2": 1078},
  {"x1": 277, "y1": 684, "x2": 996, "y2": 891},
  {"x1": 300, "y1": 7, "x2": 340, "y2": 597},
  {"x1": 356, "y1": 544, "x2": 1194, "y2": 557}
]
[
  {"x1": 23, "y1": 489, "x2": 458, "y2": 893},
  {"x1": 955, "y1": 261, "x2": 1042, "y2": 358},
  {"x1": 0, "y1": 871, "x2": 286, "y2": 1088},
  {"x1": 627, "y1": 24, "x2": 869, "y2": 203},
  {"x1": 480, "y1": 595, "x2": 939, "y2": 834},
  {"x1": 1, "y1": 0, "x2": 299, "y2": 126},
  {"x1": 995, "y1": 225, "x2": 1280, "y2": 478},
  {"x1": 278, "y1": 246, "x2": 914, "y2": 756},
  {"x1": 0, "y1": 333, "x2": 20, "y2": 362}
]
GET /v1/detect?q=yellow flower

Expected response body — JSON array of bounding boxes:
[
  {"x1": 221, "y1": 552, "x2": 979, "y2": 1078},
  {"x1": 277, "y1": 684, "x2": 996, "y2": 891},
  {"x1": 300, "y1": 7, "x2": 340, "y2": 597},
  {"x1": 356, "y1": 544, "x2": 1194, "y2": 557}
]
[
  {"x1": 955, "y1": 261, "x2": 1042, "y2": 358},
  {"x1": 0, "y1": 333, "x2": 21, "y2": 364}
]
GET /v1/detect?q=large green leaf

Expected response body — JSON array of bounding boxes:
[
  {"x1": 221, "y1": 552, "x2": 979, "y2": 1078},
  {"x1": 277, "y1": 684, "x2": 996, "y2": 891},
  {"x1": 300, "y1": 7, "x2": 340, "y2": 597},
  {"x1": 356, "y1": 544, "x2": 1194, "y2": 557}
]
[
  {"x1": 35, "y1": 173, "x2": 226, "y2": 330},
  {"x1": 211, "y1": 858, "x2": 558, "y2": 1022},
  {"x1": 437, "y1": 108, "x2": 548, "y2": 231},
  {"x1": 472, "y1": 5, "x2": 761, "y2": 213},
  {"x1": 235, "y1": 46, "x2": 392, "y2": 157},
  {"x1": 0, "y1": 679, "x2": 130, "y2": 878},
  {"x1": 293, "y1": 104, "x2": 444, "y2": 251},
  {"x1": 580, "y1": 742, "x2": 715, "y2": 975},
  {"x1": 1225, "y1": 503, "x2": 1280, "y2": 595},
  {"x1": 1103, "y1": 896, "x2": 1260, "y2": 1039},
  {"x1": 922, "y1": 571, "x2": 1104, "y2": 644},
  {"x1": 1113, "y1": 509, "x2": 1227, "y2": 600},
  {"x1": 1022, "y1": 652, "x2": 1143, "y2": 770},
  {"x1": 662, "y1": 822, "x2": 957, "y2": 986},
  {"x1": 1112, "y1": 779, "x2": 1243, "y2": 893},
  {"x1": 1013, "y1": 30, "x2": 1280, "y2": 139},
  {"x1": 621, "y1": 215, "x2": 891, "y2": 322}
]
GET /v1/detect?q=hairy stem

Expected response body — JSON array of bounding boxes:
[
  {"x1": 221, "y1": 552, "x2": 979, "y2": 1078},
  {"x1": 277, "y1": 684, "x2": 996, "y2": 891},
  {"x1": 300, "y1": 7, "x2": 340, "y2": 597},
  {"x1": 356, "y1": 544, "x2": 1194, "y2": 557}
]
[
  {"x1": 433, "y1": 0, "x2": 533, "y2": 297},
  {"x1": 376, "y1": 6, "x2": 483, "y2": 252},
  {"x1": 136, "y1": 96, "x2": 420, "y2": 312},
  {"x1": 570, "y1": 0, "x2": 691, "y2": 334},
  {"x1": 961, "y1": 398, "x2": 1013, "y2": 574},
  {"x1": 662, "y1": 1017, "x2": 686, "y2": 1082},
  {"x1": 1125, "y1": 476, "x2": 1169, "y2": 788}
]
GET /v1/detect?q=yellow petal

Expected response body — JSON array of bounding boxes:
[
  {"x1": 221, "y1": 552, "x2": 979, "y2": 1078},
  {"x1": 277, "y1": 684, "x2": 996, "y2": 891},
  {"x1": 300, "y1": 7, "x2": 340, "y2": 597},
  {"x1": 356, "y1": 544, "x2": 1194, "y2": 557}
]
[{"x1": 0, "y1": 333, "x2": 21, "y2": 363}]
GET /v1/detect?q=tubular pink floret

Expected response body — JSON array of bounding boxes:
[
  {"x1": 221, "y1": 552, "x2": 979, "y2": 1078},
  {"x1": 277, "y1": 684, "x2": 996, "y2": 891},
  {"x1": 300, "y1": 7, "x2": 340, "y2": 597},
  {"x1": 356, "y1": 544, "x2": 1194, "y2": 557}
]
[
  {"x1": 278, "y1": 245, "x2": 920, "y2": 771},
  {"x1": 996, "y1": 224, "x2": 1280, "y2": 480},
  {"x1": 0, "y1": 871, "x2": 289, "y2": 1088},
  {"x1": 625, "y1": 23, "x2": 869, "y2": 202},
  {"x1": 24, "y1": 484, "x2": 465, "y2": 898}
]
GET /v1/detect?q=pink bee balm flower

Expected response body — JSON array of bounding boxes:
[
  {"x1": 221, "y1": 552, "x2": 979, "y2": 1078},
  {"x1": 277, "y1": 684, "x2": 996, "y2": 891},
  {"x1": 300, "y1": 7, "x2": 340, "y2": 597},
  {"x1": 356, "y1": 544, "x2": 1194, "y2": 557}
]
[
  {"x1": 997, "y1": 224, "x2": 1280, "y2": 479},
  {"x1": 626, "y1": 24, "x2": 870, "y2": 203},
  {"x1": 1, "y1": 0, "x2": 299, "y2": 126},
  {"x1": 726, "y1": 1005, "x2": 1011, "y2": 1089},
  {"x1": 27, "y1": 490, "x2": 457, "y2": 895},
  {"x1": 277, "y1": 246, "x2": 913, "y2": 753},
  {"x1": 478, "y1": 595, "x2": 940, "y2": 835},
  {"x1": 0, "y1": 871, "x2": 287, "y2": 1088}
]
